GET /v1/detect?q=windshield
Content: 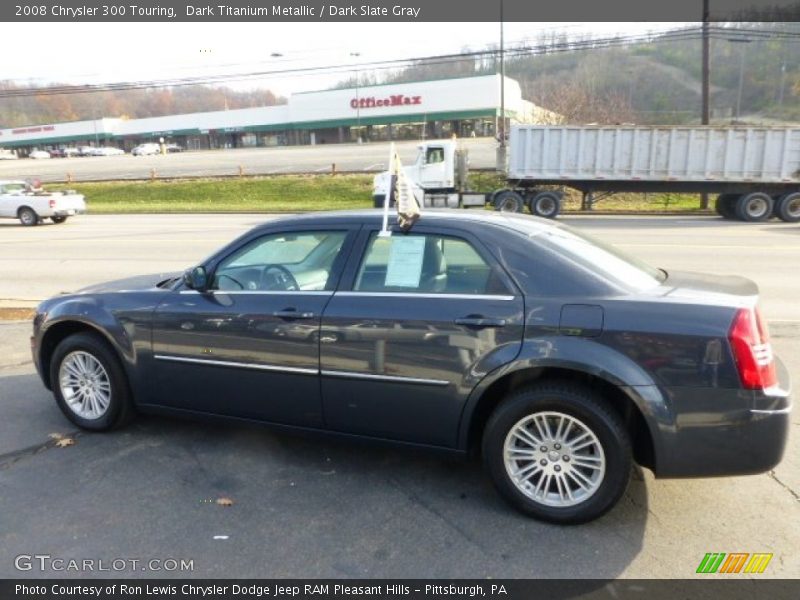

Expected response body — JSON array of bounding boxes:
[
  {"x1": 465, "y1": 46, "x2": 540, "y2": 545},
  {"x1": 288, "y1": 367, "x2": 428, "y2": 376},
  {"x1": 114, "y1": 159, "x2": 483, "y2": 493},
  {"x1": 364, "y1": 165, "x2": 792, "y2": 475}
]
[{"x1": 507, "y1": 219, "x2": 666, "y2": 291}]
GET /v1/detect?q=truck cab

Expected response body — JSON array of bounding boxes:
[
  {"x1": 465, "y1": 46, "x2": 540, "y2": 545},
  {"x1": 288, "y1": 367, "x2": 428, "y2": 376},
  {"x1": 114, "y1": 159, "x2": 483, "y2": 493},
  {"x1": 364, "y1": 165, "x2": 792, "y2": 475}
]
[{"x1": 373, "y1": 141, "x2": 474, "y2": 209}]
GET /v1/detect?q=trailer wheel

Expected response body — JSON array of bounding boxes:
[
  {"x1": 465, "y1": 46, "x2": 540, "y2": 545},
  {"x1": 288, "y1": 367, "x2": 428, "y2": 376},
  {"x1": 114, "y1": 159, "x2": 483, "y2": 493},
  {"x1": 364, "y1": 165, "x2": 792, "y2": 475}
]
[
  {"x1": 714, "y1": 194, "x2": 738, "y2": 219},
  {"x1": 493, "y1": 190, "x2": 524, "y2": 213},
  {"x1": 529, "y1": 192, "x2": 561, "y2": 219},
  {"x1": 735, "y1": 193, "x2": 773, "y2": 222},
  {"x1": 775, "y1": 192, "x2": 800, "y2": 223}
]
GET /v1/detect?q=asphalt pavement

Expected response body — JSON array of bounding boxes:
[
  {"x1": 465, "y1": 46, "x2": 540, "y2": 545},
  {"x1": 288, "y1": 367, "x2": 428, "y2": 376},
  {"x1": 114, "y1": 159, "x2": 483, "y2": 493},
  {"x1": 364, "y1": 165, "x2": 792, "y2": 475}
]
[{"x1": 0, "y1": 214, "x2": 798, "y2": 578}]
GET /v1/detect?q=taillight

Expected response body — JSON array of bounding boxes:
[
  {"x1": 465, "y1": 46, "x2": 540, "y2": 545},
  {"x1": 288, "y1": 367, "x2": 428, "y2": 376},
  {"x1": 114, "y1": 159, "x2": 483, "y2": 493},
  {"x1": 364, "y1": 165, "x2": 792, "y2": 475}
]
[
  {"x1": 728, "y1": 307, "x2": 777, "y2": 390},
  {"x1": 48, "y1": 199, "x2": 56, "y2": 208}
]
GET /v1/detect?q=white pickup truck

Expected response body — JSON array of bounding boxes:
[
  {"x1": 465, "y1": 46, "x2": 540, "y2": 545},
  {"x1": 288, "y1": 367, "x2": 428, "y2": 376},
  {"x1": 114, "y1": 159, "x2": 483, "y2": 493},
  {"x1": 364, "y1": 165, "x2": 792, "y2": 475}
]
[{"x1": 0, "y1": 180, "x2": 86, "y2": 226}]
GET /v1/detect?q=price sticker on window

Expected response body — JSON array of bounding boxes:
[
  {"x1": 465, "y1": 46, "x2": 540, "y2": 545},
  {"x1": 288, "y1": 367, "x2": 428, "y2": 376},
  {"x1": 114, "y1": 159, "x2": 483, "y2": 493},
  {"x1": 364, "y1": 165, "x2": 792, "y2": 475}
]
[{"x1": 384, "y1": 236, "x2": 426, "y2": 288}]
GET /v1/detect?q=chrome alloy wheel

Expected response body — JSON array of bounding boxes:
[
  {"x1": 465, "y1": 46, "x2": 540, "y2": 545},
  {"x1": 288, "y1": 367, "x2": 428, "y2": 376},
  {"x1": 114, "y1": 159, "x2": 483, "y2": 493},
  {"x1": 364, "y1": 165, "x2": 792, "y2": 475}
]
[
  {"x1": 503, "y1": 411, "x2": 606, "y2": 507},
  {"x1": 58, "y1": 351, "x2": 112, "y2": 419}
]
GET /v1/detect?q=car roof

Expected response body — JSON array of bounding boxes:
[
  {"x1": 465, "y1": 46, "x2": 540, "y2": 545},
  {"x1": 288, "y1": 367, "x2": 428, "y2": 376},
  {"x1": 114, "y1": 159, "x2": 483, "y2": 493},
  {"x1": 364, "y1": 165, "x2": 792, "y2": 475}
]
[{"x1": 252, "y1": 209, "x2": 559, "y2": 235}]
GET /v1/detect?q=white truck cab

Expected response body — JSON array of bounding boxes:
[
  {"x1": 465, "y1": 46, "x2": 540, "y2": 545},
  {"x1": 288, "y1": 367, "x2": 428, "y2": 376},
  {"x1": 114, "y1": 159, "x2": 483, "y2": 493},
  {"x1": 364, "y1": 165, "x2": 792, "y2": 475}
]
[{"x1": 372, "y1": 141, "x2": 487, "y2": 209}]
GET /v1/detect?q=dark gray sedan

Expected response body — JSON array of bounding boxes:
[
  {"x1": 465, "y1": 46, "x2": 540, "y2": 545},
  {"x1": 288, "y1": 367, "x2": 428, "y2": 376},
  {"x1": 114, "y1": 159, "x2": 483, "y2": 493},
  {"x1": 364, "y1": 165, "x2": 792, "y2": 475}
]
[{"x1": 31, "y1": 210, "x2": 791, "y2": 523}]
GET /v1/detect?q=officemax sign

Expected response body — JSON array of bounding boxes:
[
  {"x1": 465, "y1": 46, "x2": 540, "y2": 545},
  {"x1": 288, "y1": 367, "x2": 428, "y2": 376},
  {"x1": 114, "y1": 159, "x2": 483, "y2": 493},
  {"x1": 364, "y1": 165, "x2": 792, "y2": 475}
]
[{"x1": 350, "y1": 94, "x2": 422, "y2": 109}]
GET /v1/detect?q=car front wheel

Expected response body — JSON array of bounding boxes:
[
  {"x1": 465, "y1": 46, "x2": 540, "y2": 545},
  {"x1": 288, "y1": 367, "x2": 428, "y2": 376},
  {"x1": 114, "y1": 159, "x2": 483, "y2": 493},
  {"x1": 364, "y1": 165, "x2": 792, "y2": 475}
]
[
  {"x1": 483, "y1": 381, "x2": 632, "y2": 524},
  {"x1": 50, "y1": 332, "x2": 134, "y2": 431}
]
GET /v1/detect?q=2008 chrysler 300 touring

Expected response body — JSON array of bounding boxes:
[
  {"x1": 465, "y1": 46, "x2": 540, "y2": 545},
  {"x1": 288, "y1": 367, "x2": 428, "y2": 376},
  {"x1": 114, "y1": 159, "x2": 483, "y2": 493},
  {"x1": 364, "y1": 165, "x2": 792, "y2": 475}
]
[{"x1": 31, "y1": 210, "x2": 791, "y2": 523}]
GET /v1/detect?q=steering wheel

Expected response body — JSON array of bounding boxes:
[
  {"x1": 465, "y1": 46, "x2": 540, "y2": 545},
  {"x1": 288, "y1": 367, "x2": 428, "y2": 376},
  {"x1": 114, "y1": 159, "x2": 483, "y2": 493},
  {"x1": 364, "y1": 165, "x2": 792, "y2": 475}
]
[{"x1": 260, "y1": 264, "x2": 300, "y2": 291}]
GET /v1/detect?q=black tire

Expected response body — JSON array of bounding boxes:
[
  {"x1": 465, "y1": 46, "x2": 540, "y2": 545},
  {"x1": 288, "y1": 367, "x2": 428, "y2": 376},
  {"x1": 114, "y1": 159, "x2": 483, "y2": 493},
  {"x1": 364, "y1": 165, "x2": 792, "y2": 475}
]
[
  {"x1": 51, "y1": 216, "x2": 68, "y2": 224},
  {"x1": 529, "y1": 192, "x2": 562, "y2": 219},
  {"x1": 482, "y1": 381, "x2": 632, "y2": 524},
  {"x1": 50, "y1": 332, "x2": 135, "y2": 431},
  {"x1": 775, "y1": 192, "x2": 800, "y2": 223},
  {"x1": 493, "y1": 190, "x2": 524, "y2": 213},
  {"x1": 18, "y1": 206, "x2": 39, "y2": 226},
  {"x1": 735, "y1": 192, "x2": 774, "y2": 222},
  {"x1": 714, "y1": 194, "x2": 738, "y2": 219}
]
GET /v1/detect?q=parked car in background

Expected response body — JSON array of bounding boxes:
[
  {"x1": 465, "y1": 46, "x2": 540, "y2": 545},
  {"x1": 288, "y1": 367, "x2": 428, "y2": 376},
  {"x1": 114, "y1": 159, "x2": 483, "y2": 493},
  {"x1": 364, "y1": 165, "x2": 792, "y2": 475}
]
[
  {"x1": 0, "y1": 180, "x2": 86, "y2": 225},
  {"x1": 28, "y1": 150, "x2": 51, "y2": 159},
  {"x1": 0, "y1": 149, "x2": 18, "y2": 160},
  {"x1": 30, "y1": 210, "x2": 791, "y2": 524},
  {"x1": 48, "y1": 149, "x2": 66, "y2": 158},
  {"x1": 62, "y1": 147, "x2": 80, "y2": 158},
  {"x1": 78, "y1": 146, "x2": 95, "y2": 157},
  {"x1": 165, "y1": 143, "x2": 184, "y2": 153},
  {"x1": 90, "y1": 146, "x2": 125, "y2": 157},
  {"x1": 132, "y1": 143, "x2": 161, "y2": 156}
]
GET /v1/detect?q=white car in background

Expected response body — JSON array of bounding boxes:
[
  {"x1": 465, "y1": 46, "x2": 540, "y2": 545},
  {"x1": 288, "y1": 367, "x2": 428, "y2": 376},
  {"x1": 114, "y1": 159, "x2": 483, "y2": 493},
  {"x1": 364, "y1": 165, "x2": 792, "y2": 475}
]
[
  {"x1": 29, "y1": 150, "x2": 51, "y2": 159},
  {"x1": 62, "y1": 147, "x2": 80, "y2": 157},
  {"x1": 0, "y1": 150, "x2": 18, "y2": 160},
  {"x1": 131, "y1": 143, "x2": 161, "y2": 156},
  {"x1": 0, "y1": 180, "x2": 86, "y2": 226},
  {"x1": 78, "y1": 146, "x2": 95, "y2": 156},
  {"x1": 90, "y1": 146, "x2": 125, "y2": 156}
]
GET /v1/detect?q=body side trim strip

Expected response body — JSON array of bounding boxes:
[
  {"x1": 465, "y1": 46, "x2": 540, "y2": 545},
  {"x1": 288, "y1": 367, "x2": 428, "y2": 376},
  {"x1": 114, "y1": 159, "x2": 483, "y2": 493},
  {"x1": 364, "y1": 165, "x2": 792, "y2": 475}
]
[
  {"x1": 320, "y1": 369, "x2": 449, "y2": 386},
  {"x1": 154, "y1": 354, "x2": 318, "y2": 375}
]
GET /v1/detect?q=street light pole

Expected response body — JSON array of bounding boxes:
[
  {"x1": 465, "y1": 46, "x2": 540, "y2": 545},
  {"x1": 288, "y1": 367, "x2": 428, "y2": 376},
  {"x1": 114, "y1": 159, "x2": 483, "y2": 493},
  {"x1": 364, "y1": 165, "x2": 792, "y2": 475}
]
[{"x1": 351, "y1": 52, "x2": 361, "y2": 143}]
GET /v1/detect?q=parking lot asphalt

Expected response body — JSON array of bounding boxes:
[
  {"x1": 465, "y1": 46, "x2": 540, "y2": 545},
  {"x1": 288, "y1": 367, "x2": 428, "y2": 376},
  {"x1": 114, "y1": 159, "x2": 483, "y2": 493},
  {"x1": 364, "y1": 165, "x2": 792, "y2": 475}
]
[
  {"x1": 0, "y1": 214, "x2": 798, "y2": 578},
  {"x1": 0, "y1": 138, "x2": 495, "y2": 183}
]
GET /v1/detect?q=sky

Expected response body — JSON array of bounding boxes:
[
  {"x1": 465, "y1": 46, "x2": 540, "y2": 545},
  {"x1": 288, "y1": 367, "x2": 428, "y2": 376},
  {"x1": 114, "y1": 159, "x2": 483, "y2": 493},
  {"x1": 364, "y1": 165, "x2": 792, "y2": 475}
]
[{"x1": 3, "y1": 22, "x2": 682, "y2": 96}]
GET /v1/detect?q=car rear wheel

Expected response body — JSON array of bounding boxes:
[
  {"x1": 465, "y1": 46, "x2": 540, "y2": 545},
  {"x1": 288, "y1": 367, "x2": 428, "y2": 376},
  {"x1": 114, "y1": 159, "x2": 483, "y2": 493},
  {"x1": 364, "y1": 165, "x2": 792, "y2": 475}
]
[
  {"x1": 18, "y1": 207, "x2": 39, "y2": 226},
  {"x1": 483, "y1": 381, "x2": 631, "y2": 524},
  {"x1": 775, "y1": 192, "x2": 800, "y2": 223},
  {"x1": 50, "y1": 332, "x2": 134, "y2": 431},
  {"x1": 51, "y1": 216, "x2": 68, "y2": 224}
]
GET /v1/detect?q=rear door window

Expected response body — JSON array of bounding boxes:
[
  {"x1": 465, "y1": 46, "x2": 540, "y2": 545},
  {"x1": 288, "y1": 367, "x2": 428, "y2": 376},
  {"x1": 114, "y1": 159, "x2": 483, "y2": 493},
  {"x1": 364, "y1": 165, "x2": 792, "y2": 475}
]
[{"x1": 354, "y1": 232, "x2": 510, "y2": 295}]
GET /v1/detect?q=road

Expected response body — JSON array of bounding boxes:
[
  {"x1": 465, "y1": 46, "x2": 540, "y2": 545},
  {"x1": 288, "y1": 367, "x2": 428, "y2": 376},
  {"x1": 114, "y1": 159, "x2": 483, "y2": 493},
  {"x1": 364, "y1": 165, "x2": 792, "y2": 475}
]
[
  {"x1": 0, "y1": 214, "x2": 798, "y2": 578},
  {"x1": 0, "y1": 138, "x2": 496, "y2": 183},
  {"x1": 1, "y1": 214, "x2": 798, "y2": 322}
]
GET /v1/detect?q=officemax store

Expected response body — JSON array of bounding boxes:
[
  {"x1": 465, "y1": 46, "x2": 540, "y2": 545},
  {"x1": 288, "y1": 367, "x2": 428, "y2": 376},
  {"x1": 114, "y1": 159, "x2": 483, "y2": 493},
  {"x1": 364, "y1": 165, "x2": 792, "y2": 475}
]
[{"x1": 0, "y1": 75, "x2": 557, "y2": 154}]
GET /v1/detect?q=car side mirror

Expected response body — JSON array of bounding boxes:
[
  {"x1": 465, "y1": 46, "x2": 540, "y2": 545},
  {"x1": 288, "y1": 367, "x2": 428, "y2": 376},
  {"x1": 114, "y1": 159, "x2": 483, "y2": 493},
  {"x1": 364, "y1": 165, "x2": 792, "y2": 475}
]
[{"x1": 183, "y1": 266, "x2": 208, "y2": 291}]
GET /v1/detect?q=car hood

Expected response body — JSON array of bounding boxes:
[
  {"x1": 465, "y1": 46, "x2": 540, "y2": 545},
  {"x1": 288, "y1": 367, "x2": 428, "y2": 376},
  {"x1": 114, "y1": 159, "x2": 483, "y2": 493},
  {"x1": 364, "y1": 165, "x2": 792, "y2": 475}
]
[
  {"x1": 648, "y1": 270, "x2": 759, "y2": 307},
  {"x1": 76, "y1": 272, "x2": 181, "y2": 294}
]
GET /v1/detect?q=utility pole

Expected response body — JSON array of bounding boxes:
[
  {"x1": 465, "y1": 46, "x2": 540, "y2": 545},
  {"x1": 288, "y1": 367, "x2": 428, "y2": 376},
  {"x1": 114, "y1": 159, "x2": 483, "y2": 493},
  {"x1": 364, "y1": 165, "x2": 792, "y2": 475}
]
[
  {"x1": 351, "y1": 52, "x2": 361, "y2": 143},
  {"x1": 701, "y1": 0, "x2": 710, "y2": 209},
  {"x1": 495, "y1": 0, "x2": 507, "y2": 172}
]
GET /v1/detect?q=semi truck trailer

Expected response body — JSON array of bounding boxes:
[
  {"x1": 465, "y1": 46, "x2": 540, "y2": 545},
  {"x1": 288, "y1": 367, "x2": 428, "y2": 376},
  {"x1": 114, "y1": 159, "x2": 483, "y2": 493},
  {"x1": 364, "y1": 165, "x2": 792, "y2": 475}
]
[{"x1": 372, "y1": 125, "x2": 800, "y2": 222}]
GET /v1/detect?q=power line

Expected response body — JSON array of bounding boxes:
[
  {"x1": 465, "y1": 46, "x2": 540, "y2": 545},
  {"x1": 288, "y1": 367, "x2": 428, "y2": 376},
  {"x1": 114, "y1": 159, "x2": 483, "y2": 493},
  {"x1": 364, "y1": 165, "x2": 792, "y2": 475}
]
[{"x1": 2, "y1": 25, "x2": 799, "y2": 100}]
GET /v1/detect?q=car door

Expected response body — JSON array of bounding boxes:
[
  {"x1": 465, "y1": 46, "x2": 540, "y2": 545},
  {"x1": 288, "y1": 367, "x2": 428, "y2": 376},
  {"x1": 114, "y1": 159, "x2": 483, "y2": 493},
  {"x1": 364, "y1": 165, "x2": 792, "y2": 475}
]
[
  {"x1": 320, "y1": 225, "x2": 524, "y2": 447},
  {"x1": 150, "y1": 226, "x2": 357, "y2": 426},
  {"x1": 0, "y1": 184, "x2": 20, "y2": 217}
]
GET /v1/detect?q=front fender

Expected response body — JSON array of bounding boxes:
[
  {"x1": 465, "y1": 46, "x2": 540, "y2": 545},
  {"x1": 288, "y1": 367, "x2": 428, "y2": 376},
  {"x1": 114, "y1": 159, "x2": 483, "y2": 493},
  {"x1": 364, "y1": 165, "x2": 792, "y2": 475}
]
[
  {"x1": 41, "y1": 298, "x2": 136, "y2": 364},
  {"x1": 35, "y1": 293, "x2": 160, "y2": 402}
]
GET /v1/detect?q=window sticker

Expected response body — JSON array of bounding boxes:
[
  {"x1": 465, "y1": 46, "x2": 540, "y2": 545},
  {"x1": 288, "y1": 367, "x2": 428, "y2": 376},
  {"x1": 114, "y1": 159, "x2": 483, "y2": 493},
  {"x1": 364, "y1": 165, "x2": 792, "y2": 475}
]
[{"x1": 384, "y1": 236, "x2": 426, "y2": 288}]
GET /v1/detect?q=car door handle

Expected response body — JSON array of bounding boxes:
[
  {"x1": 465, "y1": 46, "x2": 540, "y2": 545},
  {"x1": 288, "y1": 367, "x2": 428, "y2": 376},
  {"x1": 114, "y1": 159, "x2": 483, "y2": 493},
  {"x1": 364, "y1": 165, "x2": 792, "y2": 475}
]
[
  {"x1": 273, "y1": 309, "x2": 315, "y2": 319},
  {"x1": 454, "y1": 316, "x2": 507, "y2": 328}
]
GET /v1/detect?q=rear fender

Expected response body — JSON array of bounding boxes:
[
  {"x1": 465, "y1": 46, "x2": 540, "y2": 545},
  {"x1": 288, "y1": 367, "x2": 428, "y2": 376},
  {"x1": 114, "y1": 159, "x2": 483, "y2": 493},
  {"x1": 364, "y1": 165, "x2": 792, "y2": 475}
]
[{"x1": 457, "y1": 336, "x2": 671, "y2": 457}]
